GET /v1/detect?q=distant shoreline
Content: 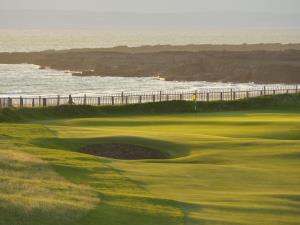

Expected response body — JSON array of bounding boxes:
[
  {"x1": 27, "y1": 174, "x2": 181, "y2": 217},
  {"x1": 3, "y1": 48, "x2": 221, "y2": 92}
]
[
  {"x1": 2, "y1": 43, "x2": 300, "y2": 54},
  {"x1": 0, "y1": 44, "x2": 300, "y2": 84}
]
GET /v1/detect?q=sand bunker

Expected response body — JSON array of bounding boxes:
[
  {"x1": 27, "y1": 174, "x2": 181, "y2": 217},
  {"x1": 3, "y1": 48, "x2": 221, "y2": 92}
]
[{"x1": 80, "y1": 143, "x2": 170, "y2": 160}]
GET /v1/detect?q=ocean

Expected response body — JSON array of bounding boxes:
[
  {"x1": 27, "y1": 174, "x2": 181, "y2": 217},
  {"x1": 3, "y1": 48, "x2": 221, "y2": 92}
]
[
  {"x1": 0, "y1": 29, "x2": 299, "y2": 96},
  {"x1": 1, "y1": 29, "x2": 300, "y2": 52},
  {"x1": 0, "y1": 64, "x2": 296, "y2": 97}
]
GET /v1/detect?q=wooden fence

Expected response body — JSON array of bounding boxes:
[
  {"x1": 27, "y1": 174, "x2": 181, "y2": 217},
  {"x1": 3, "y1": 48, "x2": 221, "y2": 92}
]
[{"x1": 0, "y1": 86, "x2": 299, "y2": 108}]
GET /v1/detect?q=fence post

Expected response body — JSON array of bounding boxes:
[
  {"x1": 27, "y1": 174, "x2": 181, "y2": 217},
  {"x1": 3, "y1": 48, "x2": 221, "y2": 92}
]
[
  {"x1": 0, "y1": 98, "x2": 2, "y2": 108},
  {"x1": 246, "y1": 91, "x2": 249, "y2": 98},
  {"x1": 57, "y1": 95, "x2": 60, "y2": 106},
  {"x1": 194, "y1": 90, "x2": 198, "y2": 101},
  {"x1": 111, "y1": 96, "x2": 114, "y2": 105},
  {"x1": 19, "y1": 96, "x2": 23, "y2": 108},
  {"x1": 39, "y1": 96, "x2": 41, "y2": 107},
  {"x1": 152, "y1": 94, "x2": 155, "y2": 102},
  {"x1": 139, "y1": 95, "x2": 142, "y2": 104},
  {"x1": 264, "y1": 86, "x2": 266, "y2": 95},
  {"x1": 166, "y1": 94, "x2": 169, "y2": 101},
  {"x1": 230, "y1": 89, "x2": 233, "y2": 101},
  {"x1": 69, "y1": 95, "x2": 73, "y2": 105},
  {"x1": 180, "y1": 94, "x2": 183, "y2": 101},
  {"x1": 43, "y1": 98, "x2": 47, "y2": 107},
  {"x1": 296, "y1": 85, "x2": 298, "y2": 93},
  {"x1": 220, "y1": 92, "x2": 223, "y2": 101},
  {"x1": 83, "y1": 94, "x2": 87, "y2": 105},
  {"x1": 260, "y1": 90, "x2": 263, "y2": 96},
  {"x1": 273, "y1": 90, "x2": 276, "y2": 95},
  {"x1": 159, "y1": 91, "x2": 162, "y2": 102},
  {"x1": 97, "y1": 97, "x2": 101, "y2": 106},
  {"x1": 233, "y1": 91, "x2": 236, "y2": 100},
  {"x1": 121, "y1": 92, "x2": 124, "y2": 104},
  {"x1": 125, "y1": 96, "x2": 128, "y2": 104},
  {"x1": 206, "y1": 92, "x2": 210, "y2": 102},
  {"x1": 32, "y1": 98, "x2": 35, "y2": 107},
  {"x1": 8, "y1": 97, "x2": 12, "y2": 107}
]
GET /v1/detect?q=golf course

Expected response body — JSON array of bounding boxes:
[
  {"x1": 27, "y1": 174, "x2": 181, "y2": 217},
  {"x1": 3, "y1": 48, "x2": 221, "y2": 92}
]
[{"x1": 1, "y1": 94, "x2": 300, "y2": 225}]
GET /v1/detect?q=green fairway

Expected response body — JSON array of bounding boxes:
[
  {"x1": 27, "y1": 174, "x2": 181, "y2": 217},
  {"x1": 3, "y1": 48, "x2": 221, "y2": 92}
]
[{"x1": 1, "y1": 97, "x2": 300, "y2": 224}]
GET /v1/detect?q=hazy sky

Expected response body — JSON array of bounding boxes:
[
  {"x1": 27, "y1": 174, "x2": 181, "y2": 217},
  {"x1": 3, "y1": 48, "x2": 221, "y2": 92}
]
[{"x1": 1, "y1": 0, "x2": 300, "y2": 13}]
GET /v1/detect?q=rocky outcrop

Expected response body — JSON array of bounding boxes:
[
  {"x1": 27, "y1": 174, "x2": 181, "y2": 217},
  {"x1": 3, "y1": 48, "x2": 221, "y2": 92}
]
[{"x1": 0, "y1": 45, "x2": 300, "y2": 83}]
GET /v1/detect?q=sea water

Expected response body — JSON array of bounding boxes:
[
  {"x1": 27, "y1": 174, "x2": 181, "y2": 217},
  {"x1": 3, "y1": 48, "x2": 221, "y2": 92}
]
[
  {"x1": 0, "y1": 64, "x2": 293, "y2": 97},
  {"x1": 0, "y1": 29, "x2": 299, "y2": 96},
  {"x1": 1, "y1": 29, "x2": 300, "y2": 52}
]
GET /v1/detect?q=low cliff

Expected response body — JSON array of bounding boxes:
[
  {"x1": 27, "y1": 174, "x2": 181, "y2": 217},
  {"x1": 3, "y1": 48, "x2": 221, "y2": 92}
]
[{"x1": 0, "y1": 44, "x2": 300, "y2": 83}]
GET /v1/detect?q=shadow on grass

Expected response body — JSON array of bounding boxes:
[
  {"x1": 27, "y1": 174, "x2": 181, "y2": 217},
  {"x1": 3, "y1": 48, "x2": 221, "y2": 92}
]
[
  {"x1": 72, "y1": 192, "x2": 188, "y2": 225},
  {"x1": 72, "y1": 120, "x2": 274, "y2": 127}
]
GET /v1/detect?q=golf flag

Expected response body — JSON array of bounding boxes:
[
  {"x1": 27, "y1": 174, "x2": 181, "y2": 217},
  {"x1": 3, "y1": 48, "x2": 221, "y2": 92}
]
[{"x1": 192, "y1": 94, "x2": 197, "y2": 101}]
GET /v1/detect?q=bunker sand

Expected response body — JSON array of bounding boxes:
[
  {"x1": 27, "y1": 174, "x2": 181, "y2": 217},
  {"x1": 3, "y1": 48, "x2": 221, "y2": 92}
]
[{"x1": 80, "y1": 143, "x2": 170, "y2": 160}]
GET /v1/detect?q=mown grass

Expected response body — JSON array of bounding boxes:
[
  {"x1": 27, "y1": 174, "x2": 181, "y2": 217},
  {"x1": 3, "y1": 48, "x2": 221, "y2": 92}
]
[{"x1": 0, "y1": 94, "x2": 300, "y2": 224}]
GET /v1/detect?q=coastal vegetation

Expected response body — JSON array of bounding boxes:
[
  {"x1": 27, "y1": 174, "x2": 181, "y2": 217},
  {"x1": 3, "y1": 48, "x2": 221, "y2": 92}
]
[{"x1": 1, "y1": 93, "x2": 300, "y2": 122}]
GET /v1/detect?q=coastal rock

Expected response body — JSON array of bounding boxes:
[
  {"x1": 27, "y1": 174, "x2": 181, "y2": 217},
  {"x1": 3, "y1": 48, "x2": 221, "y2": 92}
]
[{"x1": 0, "y1": 45, "x2": 300, "y2": 83}]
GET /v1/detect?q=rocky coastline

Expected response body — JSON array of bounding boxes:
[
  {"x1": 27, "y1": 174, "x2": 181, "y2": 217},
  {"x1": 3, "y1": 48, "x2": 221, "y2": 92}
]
[{"x1": 0, "y1": 44, "x2": 300, "y2": 83}]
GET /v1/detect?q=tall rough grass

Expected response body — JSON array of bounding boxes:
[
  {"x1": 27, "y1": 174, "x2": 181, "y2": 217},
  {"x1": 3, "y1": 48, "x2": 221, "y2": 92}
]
[{"x1": 0, "y1": 148, "x2": 99, "y2": 225}]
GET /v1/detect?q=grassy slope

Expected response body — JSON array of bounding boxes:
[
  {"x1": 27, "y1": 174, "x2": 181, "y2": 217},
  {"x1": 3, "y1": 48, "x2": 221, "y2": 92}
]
[
  {"x1": 1, "y1": 94, "x2": 300, "y2": 225},
  {"x1": 0, "y1": 126, "x2": 99, "y2": 225}
]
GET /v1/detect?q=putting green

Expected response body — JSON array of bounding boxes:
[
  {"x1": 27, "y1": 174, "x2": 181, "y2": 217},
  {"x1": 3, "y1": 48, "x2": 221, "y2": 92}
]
[{"x1": 1, "y1": 110, "x2": 300, "y2": 225}]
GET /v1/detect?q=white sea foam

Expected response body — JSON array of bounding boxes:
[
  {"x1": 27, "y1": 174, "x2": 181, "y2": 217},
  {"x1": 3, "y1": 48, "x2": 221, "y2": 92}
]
[{"x1": 0, "y1": 64, "x2": 296, "y2": 97}]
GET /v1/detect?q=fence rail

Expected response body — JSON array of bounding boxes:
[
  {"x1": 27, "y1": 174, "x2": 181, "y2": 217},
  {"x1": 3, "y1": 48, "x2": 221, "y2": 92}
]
[{"x1": 0, "y1": 86, "x2": 299, "y2": 108}]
